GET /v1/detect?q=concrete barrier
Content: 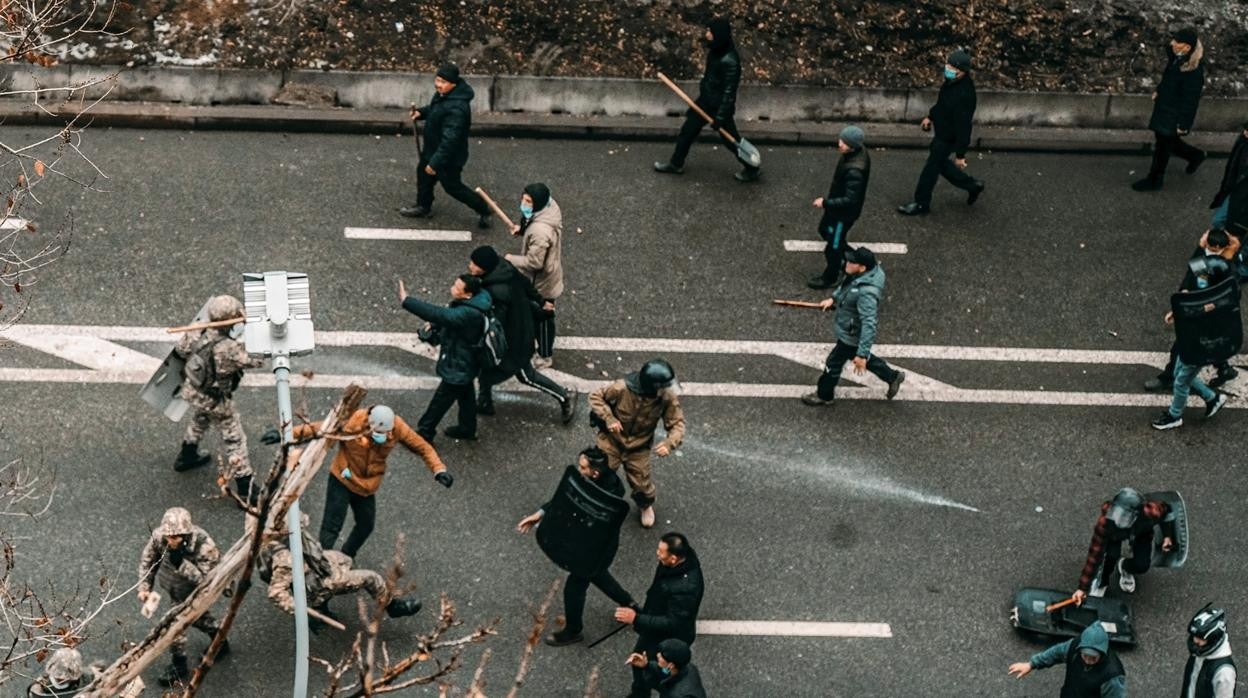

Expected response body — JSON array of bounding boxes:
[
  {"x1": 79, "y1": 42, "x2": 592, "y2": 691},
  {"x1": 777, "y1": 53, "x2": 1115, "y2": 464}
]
[
  {"x1": 493, "y1": 75, "x2": 699, "y2": 117},
  {"x1": 283, "y1": 70, "x2": 494, "y2": 113}
]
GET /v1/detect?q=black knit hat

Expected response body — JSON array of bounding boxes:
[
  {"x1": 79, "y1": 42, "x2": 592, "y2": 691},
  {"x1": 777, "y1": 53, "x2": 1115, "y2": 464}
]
[
  {"x1": 435, "y1": 63, "x2": 461, "y2": 83},
  {"x1": 523, "y1": 183, "x2": 551, "y2": 212},
  {"x1": 844, "y1": 246, "x2": 877, "y2": 270},
  {"x1": 657, "y1": 638, "x2": 692, "y2": 668},
  {"x1": 470, "y1": 245, "x2": 500, "y2": 273},
  {"x1": 947, "y1": 49, "x2": 972, "y2": 72},
  {"x1": 1172, "y1": 27, "x2": 1198, "y2": 47}
]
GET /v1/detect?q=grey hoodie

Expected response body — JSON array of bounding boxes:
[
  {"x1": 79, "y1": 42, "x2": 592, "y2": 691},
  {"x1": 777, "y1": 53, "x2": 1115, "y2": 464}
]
[{"x1": 832, "y1": 264, "x2": 886, "y2": 356}]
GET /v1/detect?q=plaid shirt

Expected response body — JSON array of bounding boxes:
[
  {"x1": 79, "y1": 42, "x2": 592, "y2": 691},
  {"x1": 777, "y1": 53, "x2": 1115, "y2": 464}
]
[{"x1": 1077, "y1": 500, "x2": 1172, "y2": 591}]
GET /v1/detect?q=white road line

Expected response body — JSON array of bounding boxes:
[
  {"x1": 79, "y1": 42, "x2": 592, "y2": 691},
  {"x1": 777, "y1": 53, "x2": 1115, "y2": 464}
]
[
  {"x1": 9, "y1": 334, "x2": 162, "y2": 372},
  {"x1": 784, "y1": 240, "x2": 909, "y2": 254},
  {"x1": 343, "y1": 227, "x2": 472, "y2": 241},
  {"x1": 697, "y1": 620, "x2": 893, "y2": 638}
]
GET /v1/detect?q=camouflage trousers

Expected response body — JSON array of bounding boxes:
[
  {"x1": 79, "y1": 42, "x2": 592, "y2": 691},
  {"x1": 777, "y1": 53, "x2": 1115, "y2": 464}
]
[
  {"x1": 169, "y1": 588, "x2": 221, "y2": 659},
  {"x1": 183, "y1": 397, "x2": 252, "y2": 479},
  {"x1": 310, "y1": 550, "x2": 389, "y2": 608}
]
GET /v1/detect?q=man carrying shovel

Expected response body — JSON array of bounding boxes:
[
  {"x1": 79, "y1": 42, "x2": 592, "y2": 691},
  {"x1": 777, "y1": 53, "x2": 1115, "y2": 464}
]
[{"x1": 653, "y1": 16, "x2": 761, "y2": 183}]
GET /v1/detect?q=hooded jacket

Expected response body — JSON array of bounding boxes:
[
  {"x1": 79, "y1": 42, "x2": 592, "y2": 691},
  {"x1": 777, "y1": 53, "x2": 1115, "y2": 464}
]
[
  {"x1": 832, "y1": 264, "x2": 887, "y2": 357},
  {"x1": 478, "y1": 259, "x2": 544, "y2": 373},
  {"x1": 1028, "y1": 625, "x2": 1127, "y2": 698},
  {"x1": 928, "y1": 74, "x2": 977, "y2": 158},
  {"x1": 416, "y1": 80, "x2": 476, "y2": 172},
  {"x1": 402, "y1": 290, "x2": 493, "y2": 384},
  {"x1": 589, "y1": 377, "x2": 686, "y2": 453},
  {"x1": 506, "y1": 198, "x2": 565, "y2": 299},
  {"x1": 634, "y1": 548, "x2": 705, "y2": 644},
  {"x1": 697, "y1": 20, "x2": 741, "y2": 124},
  {"x1": 1149, "y1": 42, "x2": 1205, "y2": 135},
  {"x1": 292, "y1": 408, "x2": 445, "y2": 497}
]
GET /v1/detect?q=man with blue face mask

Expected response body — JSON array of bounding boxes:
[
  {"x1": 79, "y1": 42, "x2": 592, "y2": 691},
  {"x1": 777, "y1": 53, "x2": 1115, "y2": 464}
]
[
  {"x1": 274, "y1": 404, "x2": 452, "y2": 558},
  {"x1": 898, "y1": 49, "x2": 984, "y2": 216}
]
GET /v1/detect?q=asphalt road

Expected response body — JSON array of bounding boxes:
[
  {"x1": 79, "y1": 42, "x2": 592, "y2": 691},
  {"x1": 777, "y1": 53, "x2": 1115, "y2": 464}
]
[{"x1": 1, "y1": 126, "x2": 1245, "y2": 697}]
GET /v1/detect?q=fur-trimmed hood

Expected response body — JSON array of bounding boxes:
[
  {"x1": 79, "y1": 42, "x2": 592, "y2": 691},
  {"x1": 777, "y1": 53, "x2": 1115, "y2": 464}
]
[{"x1": 1180, "y1": 40, "x2": 1204, "y2": 72}]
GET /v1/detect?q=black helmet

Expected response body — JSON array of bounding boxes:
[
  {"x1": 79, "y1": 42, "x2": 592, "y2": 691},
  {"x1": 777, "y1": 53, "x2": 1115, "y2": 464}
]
[
  {"x1": 638, "y1": 359, "x2": 676, "y2": 396},
  {"x1": 1189, "y1": 255, "x2": 1231, "y2": 283},
  {"x1": 1106, "y1": 488, "x2": 1143, "y2": 528},
  {"x1": 1188, "y1": 604, "x2": 1228, "y2": 656}
]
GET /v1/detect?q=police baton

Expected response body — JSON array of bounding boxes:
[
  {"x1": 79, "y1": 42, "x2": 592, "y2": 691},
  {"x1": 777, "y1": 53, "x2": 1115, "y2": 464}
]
[{"x1": 587, "y1": 622, "x2": 630, "y2": 648}]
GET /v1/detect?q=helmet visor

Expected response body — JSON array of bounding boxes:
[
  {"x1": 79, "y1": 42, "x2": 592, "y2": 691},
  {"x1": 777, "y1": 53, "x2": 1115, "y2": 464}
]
[{"x1": 1106, "y1": 503, "x2": 1137, "y2": 528}]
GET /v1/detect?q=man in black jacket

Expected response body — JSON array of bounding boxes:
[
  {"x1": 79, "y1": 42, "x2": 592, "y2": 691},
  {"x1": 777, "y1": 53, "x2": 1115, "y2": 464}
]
[
  {"x1": 654, "y1": 16, "x2": 760, "y2": 183},
  {"x1": 1134, "y1": 28, "x2": 1206, "y2": 192},
  {"x1": 898, "y1": 49, "x2": 984, "y2": 216},
  {"x1": 615, "y1": 532, "x2": 704, "y2": 698},
  {"x1": 400, "y1": 63, "x2": 492, "y2": 227},
  {"x1": 1210, "y1": 122, "x2": 1248, "y2": 235},
  {"x1": 808, "y1": 125, "x2": 871, "y2": 289},
  {"x1": 466, "y1": 246, "x2": 577, "y2": 424},
  {"x1": 627, "y1": 638, "x2": 708, "y2": 698}
]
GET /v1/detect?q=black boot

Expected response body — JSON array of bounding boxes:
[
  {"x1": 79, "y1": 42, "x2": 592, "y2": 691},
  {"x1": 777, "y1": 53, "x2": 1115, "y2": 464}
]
[
  {"x1": 476, "y1": 394, "x2": 496, "y2": 416},
  {"x1": 233, "y1": 475, "x2": 259, "y2": 506},
  {"x1": 398, "y1": 204, "x2": 432, "y2": 218},
  {"x1": 158, "y1": 655, "x2": 191, "y2": 687},
  {"x1": 174, "y1": 442, "x2": 211, "y2": 472},
  {"x1": 385, "y1": 596, "x2": 423, "y2": 618}
]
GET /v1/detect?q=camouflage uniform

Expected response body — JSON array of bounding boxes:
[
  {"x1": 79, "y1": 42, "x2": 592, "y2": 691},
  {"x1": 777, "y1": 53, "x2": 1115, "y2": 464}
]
[
  {"x1": 26, "y1": 648, "x2": 100, "y2": 697},
  {"x1": 138, "y1": 507, "x2": 222, "y2": 662},
  {"x1": 174, "y1": 295, "x2": 262, "y2": 481},
  {"x1": 258, "y1": 529, "x2": 389, "y2": 615}
]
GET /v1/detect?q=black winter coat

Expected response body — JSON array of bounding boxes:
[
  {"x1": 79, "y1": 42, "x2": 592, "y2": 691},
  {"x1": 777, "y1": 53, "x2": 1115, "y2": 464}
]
[
  {"x1": 479, "y1": 260, "x2": 542, "y2": 373},
  {"x1": 1149, "y1": 44, "x2": 1204, "y2": 135},
  {"x1": 928, "y1": 75, "x2": 977, "y2": 158},
  {"x1": 820, "y1": 146, "x2": 871, "y2": 226},
  {"x1": 645, "y1": 662, "x2": 707, "y2": 698},
  {"x1": 696, "y1": 48, "x2": 742, "y2": 123},
  {"x1": 1212, "y1": 133, "x2": 1248, "y2": 235},
  {"x1": 634, "y1": 548, "x2": 704, "y2": 644},
  {"x1": 416, "y1": 81, "x2": 475, "y2": 172}
]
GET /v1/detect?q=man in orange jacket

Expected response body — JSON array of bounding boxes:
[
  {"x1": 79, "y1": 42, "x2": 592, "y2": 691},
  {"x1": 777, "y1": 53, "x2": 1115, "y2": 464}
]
[{"x1": 267, "y1": 404, "x2": 452, "y2": 558}]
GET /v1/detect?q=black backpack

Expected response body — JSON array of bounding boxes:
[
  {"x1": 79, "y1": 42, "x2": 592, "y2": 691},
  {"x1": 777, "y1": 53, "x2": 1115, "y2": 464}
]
[{"x1": 471, "y1": 307, "x2": 508, "y2": 369}]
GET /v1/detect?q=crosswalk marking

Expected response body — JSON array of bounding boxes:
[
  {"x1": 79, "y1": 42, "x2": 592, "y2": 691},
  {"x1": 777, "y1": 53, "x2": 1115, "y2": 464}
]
[
  {"x1": 784, "y1": 240, "x2": 909, "y2": 254},
  {"x1": 697, "y1": 620, "x2": 893, "y2": 638},
  {"x1": 343, "y1": 227, "x2": 472, "y2": 241}
]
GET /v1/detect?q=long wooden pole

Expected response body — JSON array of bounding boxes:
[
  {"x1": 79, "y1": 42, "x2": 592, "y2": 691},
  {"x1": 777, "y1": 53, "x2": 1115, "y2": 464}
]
[
  {"x1": 475, "y1": 187, "x2": 516, "y2": 232},
  {"x1": 656, "y1": 72, "x2": 740, "y2": 145},
  {"x1": 772, "y1": 299, "x2": 826, "y2": 309},
  {"x1": 166, "y1": 316, "x2": 244, "y2": 334}
]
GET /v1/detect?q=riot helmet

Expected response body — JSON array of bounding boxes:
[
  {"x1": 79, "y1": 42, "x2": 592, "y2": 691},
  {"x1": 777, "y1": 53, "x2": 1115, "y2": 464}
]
[
  {"x1": 1188, "y1": 603, "x2": 1228, "y2": 656},
  {"x1": 1106, "y1": 488, "x2": 1143, "y2": 528},
  {"x1": 206, "y1": 294, "x2": 244, "y2": 322},
  {"x1": 637, "y1": 359, "x2": 676, "y2": 396},
  {"x1": 156, "y1": 506, "x2": 194, "y2": 538}
]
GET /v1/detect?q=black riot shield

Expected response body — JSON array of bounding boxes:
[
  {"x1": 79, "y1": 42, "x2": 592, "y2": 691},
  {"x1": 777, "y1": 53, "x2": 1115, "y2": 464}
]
[
  {"x1": 1146, "y1": 490, "x2": 1189, "y2": 568},
  {"x1": 1010, "y1": 587, "x2": 1137, "y2": 646},
  {"x1": 535, "y1": 465, "x2": 629, "y2": 577},
  {"x1": 1172, "y1": 276, "x2": 1242, "y2": 365}
]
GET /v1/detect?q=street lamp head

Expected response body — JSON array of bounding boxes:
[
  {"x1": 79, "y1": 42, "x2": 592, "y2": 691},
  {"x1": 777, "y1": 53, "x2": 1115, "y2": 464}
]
[{"x1": 242, "y1": 271, "x2": 315, "y2": 358}]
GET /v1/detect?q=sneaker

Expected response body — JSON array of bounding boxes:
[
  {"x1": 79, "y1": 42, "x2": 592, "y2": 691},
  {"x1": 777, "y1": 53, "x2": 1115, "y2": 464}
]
[
  {"x1": 801, "y1": 392, "x2": 834, "y2": 407},
  {"x1": 1186, "y1": 149, "x2": 1207, "y2": 175},
  {"x1": 897, "y1": 202, "x2": 930, "y2": 216},
  {"x1": 1143, "y1": 376, "x2": 1173, "y2": 392},
  {"x1": 1116, "y1": 559, "x2": 1136, "y2": 594},
  {"x1": 543, "y1": 629, "x2": 584, "y2": 647},
  {"x1": 443, "y1": 425, "x2": 477, "y2": 441},
  {"x1": 806, "y1": 274, "x2": 837, "y2": 290},
  {"x1": 398, "y1": 204, "x2": 432, "y2": 218},
  {"x1": 1204, "y1": 392, "x2": 1227, "y2": 419},
  {"x1": 1209, "y1": 366, "x2": 1238, "y2": 388},
  {"x1": 639, "y1": 506, "x2": 656, "y2": 529},
  {"x1": 886, "y1": 371, "x2": 906, "y2": 400},
  {"x1": 532, "y1": 355, "x2": 553, "y2": 370},
  {"x1": 653, "y1": 161, "x2": 684, "y2": 174},
  {"x1": 1088, "y1": 576, "x2": 1108, "y2": 599},
  {"x1": 560, "y1": 389, "x2": 579, "y2": 426},
  {"x1": 1131, "y1": 177, "x2": 1163, "y2": 192},
  {"x1": 967, "y1": 181, "x2": 985, "y2": 205},
  {"x1": 734, "y1": 168, "x2": 761, "y2": 183},
  {"x1": 477, "y1": 214, "x2": 492, "y2": 230},
  {"x1": 1151, "y1": 412, "x2": 1183, "y2": 430}
]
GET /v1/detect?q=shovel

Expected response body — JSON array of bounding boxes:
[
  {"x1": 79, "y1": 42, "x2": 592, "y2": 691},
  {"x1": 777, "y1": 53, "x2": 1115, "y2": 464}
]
[{"x1": 656, "y1": 71, "x2": 762, "y2": 169}]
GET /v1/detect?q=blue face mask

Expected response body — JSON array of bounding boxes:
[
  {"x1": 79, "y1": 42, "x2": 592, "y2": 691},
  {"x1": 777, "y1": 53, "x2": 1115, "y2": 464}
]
[
  {"x1": 520, "y1": 203, "x2": 534, "y2": 218},
  {"x1": 371, "y1": 432, "x2": 387, "y2": 444},
  {"x1": 659, "y1": 666, "x2": 672, "y2": 677},
  {"x1": 944, "y1": 67, "x2": 958, "y2": 80}
]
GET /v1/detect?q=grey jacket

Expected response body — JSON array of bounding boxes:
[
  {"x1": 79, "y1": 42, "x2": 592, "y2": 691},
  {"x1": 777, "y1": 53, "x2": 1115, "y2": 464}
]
[
  {"x1": 506, "y1": 198, "x2": 564, "y2": 299},
  {"x1": 832, "y1": 264, "x2": 886, "y2": 357}
]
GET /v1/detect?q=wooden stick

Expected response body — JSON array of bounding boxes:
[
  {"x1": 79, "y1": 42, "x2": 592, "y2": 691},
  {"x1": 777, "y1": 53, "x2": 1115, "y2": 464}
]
[
  {"x1": 1046, "y1": 597, "x2": 1078, "y2": 613},
  {"x1": 167, "y1": 316, "x2": 244, "y2": 334},
  {"x1": 772, "y1": 299, "x2": 825, "y2": 309},
  {"x1": 308, "y1": 606, "x2": 347, "y2": 631},
  {"x1": 656, "y1": 72, "x2": 739, "y2": 145},
  {"x1": 475, "y1": 187, "x2": 516, "y2": 232}
]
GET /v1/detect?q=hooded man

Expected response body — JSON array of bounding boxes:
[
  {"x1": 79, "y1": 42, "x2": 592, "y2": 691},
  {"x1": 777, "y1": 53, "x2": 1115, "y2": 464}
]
[
  {"x1": 401, "y1": 63, "x2": 492, "y2": 227},
  {"x1": 626, "y1": 638, "x2": 708, "y2": 698},
  {"x1": 1134, "y1": 28, "x2": 1206, "y2": 192},
  {"x1": 802, "y1": 247, "x2": 905, "y2": 406},
  {"x1": 589, "y1": 359, "x2": 686, "y2": 528},
  {"x1": 1071, "y1": 488, "x2": 1177, "y2": 605},
  {"x1": 807, "y1": 125, "x2": 871, "y2": 290},
  {"x1": 898, "y1": 49, "x2": 984, "y2": 216},
  {"x1": 468, "y1": 245, "x2": 578, "y2": 424},
  {"x1": 505, "y1": 183, "x2": 565, "y2": 369},
  {"x1": 1182, "y1": 604, "x2": 1237, "y2": 698},
  {"x1": 1008, "y1": 624, "x2": 1127, "y2": 697},
  {"x1": 654, "y1": 16, "x2": 760, "y2": 182}
]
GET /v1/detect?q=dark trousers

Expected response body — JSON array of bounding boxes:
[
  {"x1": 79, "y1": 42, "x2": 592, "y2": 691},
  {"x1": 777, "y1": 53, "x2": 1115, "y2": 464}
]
[
  {"x1": 1102, "y1": 535, "x2": 1155, "y2": 585},
  {"x1": 913, "y1": 138, "x2": 978, "y2": 206},
  {"x1": 416, "y1": 160, "x2": 489, "y2": 215},
  {"x1": 1156, "y1": 341, "x2": 1230, "y2": 382},
  {"x1": 1148, "y1": 130, "x2": 1204, "y2": 180},
  {"x1": 416, "y1": 380, "x2": 477, "y2": 440},
  {"x1": 479, "y1": 362, "x2": 568, "y2": 404},
  {"x1": 536, "y1": 302, "x2": 556, "y2": 358},
  {"x1": 816, "y1": 340, "x2": 899, "y2": 400},
  {"x1": 563, "y1": 569, "x2": 632, "y2": 634},
  {"x1": 319, "y1": 475, "x2": 376, "y2": 558},
  {"x1": 818, "y1": 218, "x2": 855, "y2": 283},
  {"x1": 669, "y1": 107, "x2": 758, "y2": 172}
]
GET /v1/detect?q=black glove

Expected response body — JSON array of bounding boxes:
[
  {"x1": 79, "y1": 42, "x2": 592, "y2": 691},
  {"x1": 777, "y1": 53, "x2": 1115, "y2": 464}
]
[
  {"x1": 260, "y1": 428, "x2": 281, "y2": 445},
  {"x1": 434, "y1": 471, "x2": 453, "y2": 488}
]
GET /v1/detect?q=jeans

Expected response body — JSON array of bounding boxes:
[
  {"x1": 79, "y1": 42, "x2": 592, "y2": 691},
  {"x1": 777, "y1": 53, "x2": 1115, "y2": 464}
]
[
  {"x1": 416, "y1": 160, "x2": 489, "y2": 215},
  {"x1": 1212, "y1": 199, "x2": 1230, "y2": 229},
  {"x1": 816, "y1": 340, "x2": 899, "y2": 400},
  {"x1": 818, "y1": 219, "x2": 853, "y2": 283},
  {"x1": 1148, "y1": 130, "x2": 1204, "y2": 180},
  {"x1": 669, "y1": 107, "x2": 759, "y2": 172},
  {"x1": 1156, "y1": 341, "x2": 1229, "y2": 383},
  {"x1": 319, "y1": 474, "x2": 377, "y2": 558},
  {"x1": 1169, "y1": 356, "x2": 1216, "y2": 418},
  {"x1": 479, "y1": 361, "x2": 568, "y2": 404},
  {"x1": 562, "y1": 569, "x2": 633, "y2": 634},
  {"x1": 913, "y1": 138, "x2": 978, "y2": 206},
  {"x1": 416, "y1": 380, "x2": 477, "y2": 440}
]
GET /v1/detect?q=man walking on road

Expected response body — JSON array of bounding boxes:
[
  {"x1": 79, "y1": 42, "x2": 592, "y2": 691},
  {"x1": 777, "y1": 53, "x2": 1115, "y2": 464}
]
[
  {"x1": 807, "y1": 125, "x2": 871, "y2": 290},
  {"x1": 653, "y1": 16, "x2": 760, "y2": 183},
  {"x1": 274, "y1": 404, "x2": 452, "y2": 559},
  {"x1": 1133, "y1": 28, "x2": 1206, "y2": 192},
  {"x1": 468, "y1": 245, "x2": 577, "y2": 424},
  {"x1": 1007, "y1": 624, "x2": 1127, "y2": 697},
  {"x1": 802, "y1": 247, "x2": 905, "y2": 406},
  {"x1": 589, "y1": 360, "x2": 685, "y2": 528},
  {"x1": 399, "y1": 275, "x2": 492, "y2": 442},
  {"x1": 504, "y1": 183, "x2": 564, "y2": 370},
  {"x1": 400, "y1": 63, "x2": 492, "y2": 228},
  {"x1": 897, "y1": 49, "x2": 984, "y2": 216},
  {"x1": 616, "y1": 532, "x2": 704, "y2": 698},
  {"x1": 626, "y1": 638, "x2": 708, "y2": 698}
]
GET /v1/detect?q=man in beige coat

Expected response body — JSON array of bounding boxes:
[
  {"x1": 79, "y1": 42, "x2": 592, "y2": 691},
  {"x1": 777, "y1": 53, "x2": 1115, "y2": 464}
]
[{"x1": 505, "y1": 183, "x2": 564, "y2": 369}]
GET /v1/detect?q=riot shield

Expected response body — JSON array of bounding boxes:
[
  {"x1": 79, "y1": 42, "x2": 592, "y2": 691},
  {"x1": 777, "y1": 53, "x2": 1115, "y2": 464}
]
[
  {"x1": 139, "y1": 299, "x2": 243, "y2": 422},
  {"x1": 1010, "y1": 587, "x2": 1137, "y2": 646},
  {"x1": 535, "y1": 465, "x2": 629, "y2": 577},
  {"x1": 1172, "y1": 276, "x2": 1242, "y2": 365},
  {"x1": 1147, "y1": 490, "x2": 1189, "y2": 568}
]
